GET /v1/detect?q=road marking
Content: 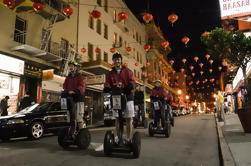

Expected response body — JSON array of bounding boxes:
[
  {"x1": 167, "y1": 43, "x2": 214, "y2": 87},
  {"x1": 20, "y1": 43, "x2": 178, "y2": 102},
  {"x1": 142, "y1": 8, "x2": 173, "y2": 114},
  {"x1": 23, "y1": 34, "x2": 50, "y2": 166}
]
[{"x1": 89, "y1": 142, "x2": 104, "y2": 151}]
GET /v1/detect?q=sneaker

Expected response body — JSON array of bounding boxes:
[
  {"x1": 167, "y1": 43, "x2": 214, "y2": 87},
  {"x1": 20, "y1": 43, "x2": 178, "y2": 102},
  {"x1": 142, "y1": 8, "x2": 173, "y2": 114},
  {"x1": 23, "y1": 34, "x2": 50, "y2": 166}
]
[{"x1": 124, "y1": 139, "x2": 132, "y2": 145}]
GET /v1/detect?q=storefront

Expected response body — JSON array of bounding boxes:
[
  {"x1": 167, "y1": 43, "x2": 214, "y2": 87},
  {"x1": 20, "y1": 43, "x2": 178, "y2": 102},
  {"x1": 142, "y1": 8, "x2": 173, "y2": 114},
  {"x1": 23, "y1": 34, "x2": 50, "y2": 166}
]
[
  {"x1": 0, "y1": 53, "x2": 24, "y2": 115},
  {"x1": 232, "y1": 61, "x2": 251, "y2": 109},
  {"x1": 84, "y1": 75, "x2": 105, "y2": 123}
]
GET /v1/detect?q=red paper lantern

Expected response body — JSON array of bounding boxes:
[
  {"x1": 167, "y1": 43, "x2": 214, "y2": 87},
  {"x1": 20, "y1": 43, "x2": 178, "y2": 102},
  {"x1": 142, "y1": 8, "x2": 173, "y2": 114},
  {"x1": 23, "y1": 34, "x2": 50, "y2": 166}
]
[
  {"x1": 184, "y1": 74, "x2": 187, "y2": 78},
  {"x1": 172, "y1": 70, "x2": 176, "y2": 74},
  {"x1": 147, "y1": 73, "x2": 151, "y2": 76},
  {"x1": 200, "y1": 71, "x2": 204, "y2": 75},
  {"x1": 180, "y1": 68, "x2": 185, "y2": 73},
  {"x1": 205, "y1": 79, "x2": 208, "y2": 82},
  {"x1": 181, "y1": 58, "x2": 187, "y2": 64},
  {"x1": 170, "y1": 60, "x2": 174, "y2": 65},
  {"x1": 125, "y1": 47, "x2": 132, "y2": 52},
  {"x1": 118, "y1": 12, "x2": 128, "y2": 23},
  {"x1": 196, "y1": 80, "x2": 200, "y2": 85},
  {"x1": 63, "y1": 7, "x2": 73, "y2": 16},
  {"x1": 209, "y1": 59, "x2": 214, "y2": 64},
  {"x1": 205, "y1": 54, "x2": 210, "y2": 60},
  {"x1": 194, "y1": 56, "x2": 199, "y2": 62},
  {"x1": 176, "y1": 76, "x2": 179, "y2": 79},
  {"x1": 135, "y1": 62, "x2": 139, "y2": 66},
  {"x1": 161, "y1": 41, "x2": 169, "y2": 49},
  {"x1": 33, "y1": 3, "x2": 44, "y2": 12},
  {"x1": 123, "y1": 63, "x2": 128, "y2": 67},
  {"x1": 146, "y1": 62, "x2": 151, "y2": 66},
  {"x1": 202, "y1": 31, "x2": 210, "y2": 36},
  {"x1": 209, "y1": 69, "x2": 213, "y2": 73},
  {"x1": 143, "y1": 44, "x2": 151, "y2": 51},
  {"x1": 190, "y1": 66, "x2": 194, "y2": 71},
  {"x1": 218, "y1": 66, "x2": 222, "y2": 71},
  {"x1": 168, "y1": 14, "x2": 178, "y2": 26},
  {"x1": 199, "y1": 63, "x2": 204, "y2": 68},
  {"x1": 90, "y1": 10, "x2": 101, "y2": 19},
  {"x1": 3, "y1": 0, "x2": 15, "y2": 8},
  {"x1": 158, "y1": 61, "x2": 162, "y2": 65},
  {"x1": 80, "y1": 48, "x2": 86, "y2": 53},
  {"x1": 210, "y1": 78, "x2": 215, "y2": 82},
  {"x1": 142, "y1": 13, "x2": 153, "y2": 23},
  {"x1": 95, "y1": 48, "x2": 101, "y2": 54},
  {"x1": 110, "y1": 48, "x2": 116, "y2": 53},
  {"x1": 192, "y1": 73, "x2": 195, "y2": 77},
  {"x1": 181, "y1": 36, "x2": 190, "y2": 45}
]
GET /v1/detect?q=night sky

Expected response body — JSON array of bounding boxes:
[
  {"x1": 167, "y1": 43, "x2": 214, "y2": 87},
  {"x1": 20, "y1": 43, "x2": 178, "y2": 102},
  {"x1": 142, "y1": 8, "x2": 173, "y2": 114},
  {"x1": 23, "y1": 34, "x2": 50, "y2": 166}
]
[{"x1": 125, "y1": 0, "x2": 223, "y2": 97}]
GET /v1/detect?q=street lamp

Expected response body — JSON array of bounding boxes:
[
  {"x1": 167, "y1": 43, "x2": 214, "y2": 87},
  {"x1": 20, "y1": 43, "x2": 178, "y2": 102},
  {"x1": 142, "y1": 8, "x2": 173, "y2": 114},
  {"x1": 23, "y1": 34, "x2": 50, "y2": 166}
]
[
  {"x1": 213, "y1": 94, "x2": 217, "y2": 98},
  {"x1": 185, "y1": 95, "x2": 189, "y2": 100},
  {"x1": 177, "y1": 89, "x2": 182, "y2": 95}
]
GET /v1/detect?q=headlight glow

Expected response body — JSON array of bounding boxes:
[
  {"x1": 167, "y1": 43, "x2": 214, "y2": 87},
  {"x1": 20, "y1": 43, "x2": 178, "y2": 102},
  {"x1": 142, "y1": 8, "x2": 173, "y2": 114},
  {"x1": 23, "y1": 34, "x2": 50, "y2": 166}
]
[{"x1": 7, "y1": 119, "x2": 25, "y2": 124}]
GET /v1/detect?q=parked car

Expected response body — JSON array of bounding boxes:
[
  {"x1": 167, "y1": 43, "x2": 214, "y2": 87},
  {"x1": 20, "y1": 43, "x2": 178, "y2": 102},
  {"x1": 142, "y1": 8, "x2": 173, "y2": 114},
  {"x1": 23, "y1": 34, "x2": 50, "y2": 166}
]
[
  {"x1": 0, "y1": 102, "x2": 71, "y2": 141},
  {"x1": 172, "y1": 106, "x2": 180, "y2": 116}
]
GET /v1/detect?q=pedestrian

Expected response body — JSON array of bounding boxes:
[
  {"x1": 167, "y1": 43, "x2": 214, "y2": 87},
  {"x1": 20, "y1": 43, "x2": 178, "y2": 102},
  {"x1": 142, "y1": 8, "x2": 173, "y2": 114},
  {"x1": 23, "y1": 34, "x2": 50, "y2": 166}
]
[
  {"x1": 0, "y1": 96, "x2": 10, "y2": 116},
  {"x1": 63, "y1": 61, "x2": 86, "y2": 132},
  {"x1": 18, "y1": 91, "x2": 35, "y2": 112},
  {"x1": 134, "y1": 85, "x2": 146, "y2": 127},
  {"x1": 104, "y1": 53, "x2": 136, "y2": 144}
]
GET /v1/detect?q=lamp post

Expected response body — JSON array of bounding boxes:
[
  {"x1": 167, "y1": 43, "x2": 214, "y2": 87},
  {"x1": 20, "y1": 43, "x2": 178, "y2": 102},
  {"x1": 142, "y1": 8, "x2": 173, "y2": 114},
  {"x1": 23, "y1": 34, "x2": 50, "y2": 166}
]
[
  {"x1": 186, "y1": 95, "x2": 189, "y2": 109},
  {"x1": 141, "y1": 66, "x2": 147, "y2": 114},
  {"x1": 177, "y1": 89, "x2": 182, "y2": 108}
]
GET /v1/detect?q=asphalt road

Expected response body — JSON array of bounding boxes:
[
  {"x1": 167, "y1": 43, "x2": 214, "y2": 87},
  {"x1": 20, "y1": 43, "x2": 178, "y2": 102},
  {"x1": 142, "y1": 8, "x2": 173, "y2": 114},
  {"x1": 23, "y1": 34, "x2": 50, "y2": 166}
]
[{"x1": 0, "y1": 114, "x2": 220, "y2": 166}]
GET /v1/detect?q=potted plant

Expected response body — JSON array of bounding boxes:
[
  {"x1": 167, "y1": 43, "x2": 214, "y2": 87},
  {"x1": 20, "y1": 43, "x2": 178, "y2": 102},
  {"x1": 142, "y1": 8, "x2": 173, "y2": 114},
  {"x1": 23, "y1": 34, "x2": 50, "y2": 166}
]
[{"x1": 201, "y1": 28, "x2": 251, "y2": 132}]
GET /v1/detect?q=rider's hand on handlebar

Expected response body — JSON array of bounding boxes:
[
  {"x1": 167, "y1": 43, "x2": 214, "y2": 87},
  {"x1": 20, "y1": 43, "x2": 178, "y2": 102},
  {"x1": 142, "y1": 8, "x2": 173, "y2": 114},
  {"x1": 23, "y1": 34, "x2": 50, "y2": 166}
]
[{"x1": 117, "y1": 82, "x2": 122, "y2": 88}]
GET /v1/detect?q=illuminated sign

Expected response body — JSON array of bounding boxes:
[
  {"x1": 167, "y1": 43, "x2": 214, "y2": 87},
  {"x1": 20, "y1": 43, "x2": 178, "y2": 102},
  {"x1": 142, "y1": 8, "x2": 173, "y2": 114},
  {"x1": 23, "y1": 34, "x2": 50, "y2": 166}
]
[
  {"x1": 0, "y1": 54, "x2": 24, "y2": 75},
  {"x1": 219, "y1": 0, "x2": 251, "y2": 19}
]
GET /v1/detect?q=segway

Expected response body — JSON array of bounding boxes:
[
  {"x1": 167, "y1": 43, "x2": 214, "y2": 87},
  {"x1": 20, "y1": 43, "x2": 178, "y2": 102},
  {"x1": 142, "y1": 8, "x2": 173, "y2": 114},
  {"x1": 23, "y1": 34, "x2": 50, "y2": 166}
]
[
  {"x1": 104, "y1": 87, "x2": 141, "y2": 158},
  {"x1": 148, "y1": 99, "x2": 171, "y2": 138},
  {"x1": 133, "y1": 104, "x2": 148, "y2": 128},
  {"x1": 58, "y1": 92, "x2": 91, "y2": 149}
]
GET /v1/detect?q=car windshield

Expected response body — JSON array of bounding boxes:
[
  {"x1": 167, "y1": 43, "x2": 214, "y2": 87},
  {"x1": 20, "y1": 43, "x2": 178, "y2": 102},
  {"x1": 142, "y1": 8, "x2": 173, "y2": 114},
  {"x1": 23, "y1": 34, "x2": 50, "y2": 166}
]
[{"x1": 19, "y1": 103, "x2": 51, "y2": 113}]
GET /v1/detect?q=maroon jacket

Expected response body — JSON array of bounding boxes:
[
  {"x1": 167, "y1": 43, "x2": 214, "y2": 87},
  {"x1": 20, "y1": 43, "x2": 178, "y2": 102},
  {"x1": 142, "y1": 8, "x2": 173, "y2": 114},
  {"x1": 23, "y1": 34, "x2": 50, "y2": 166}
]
[
  {"x1": 150, "y1": 86, "x2": 168, "y2": 101},
  {"x1": 63, "y1": 72, "x2": 85, "y2": 102},
  {"x1": 104, "y1": 67, "x2": 136, "y2": 100}
]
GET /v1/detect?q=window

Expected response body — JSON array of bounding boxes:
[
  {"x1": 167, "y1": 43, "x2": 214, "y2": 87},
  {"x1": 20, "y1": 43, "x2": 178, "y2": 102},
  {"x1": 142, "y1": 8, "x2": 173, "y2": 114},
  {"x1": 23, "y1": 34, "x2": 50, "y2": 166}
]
[
  {"x1": 140, "y1": 54, "x2": 142, "y2": 63},
  {"x1": 14, "y1": 16, "x2": 26, "y2": 44},
  {"x1": 96, "y1": 50, "x2": 101, "y2": 61},
  {"x1": 88, "y1": 15, "x2": 94, "y2": 29},
  {"x1": 133, "y1": 48, "x2": 135, "y2": 59},
  {"x1": 96, "y1": 19, "x2": 101, "y2": 35},
  {"x1": 139, "y1": 36, "x2": 141, "y2": 44},
  {"x1": 114, "y1": 33, "x2": 118, "y2": 44},
  {"x1": 113, "y1": 10, "x2": 117, "y2": 22},
  {"x1": 97, "y1": 0, "x2": 101, "y2": 6},
  {"x1": 104, "y1": 0, "x2": 108, "y2": 12},
  {"x1": 138, "y1": 71, "x2": 140, "y2": 78},
  {"x1": 137, "y1": 51, "x2": 139, "y2": 61},
  {"x1": 119, "y1": 36, "x2": 123, "y2": 46},
  {"x1": 133, "y1": 28, "x2": 135, "y2": 39},
  {"x1": 104, "y1": 24, "x2": 108, "y2": 39},
  {"x1": 124, "y1": 41, "x2": 127, "y2": 48},
  {"x1": 61, "y1": 38, "x2": 69, "y2": 59},
  {"x1": 88, "y1": 42, "x2": 94, "y2": 61},
  {"x1": 134, "y1": 69, "x2": 136, "y2": 77},
  {"x1": 136, "y1": 32, "x2": 138, "y2": 42},
  {"x1": 104, "y1": 52, "x2": 108, "y2": 62}
]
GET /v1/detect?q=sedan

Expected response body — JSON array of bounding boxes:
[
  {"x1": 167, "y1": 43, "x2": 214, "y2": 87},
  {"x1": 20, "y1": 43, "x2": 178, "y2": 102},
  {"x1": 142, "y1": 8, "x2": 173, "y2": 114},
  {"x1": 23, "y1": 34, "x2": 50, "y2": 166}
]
[{"x1": 0, "y1": 102, "x2": 69, "y2": 141}]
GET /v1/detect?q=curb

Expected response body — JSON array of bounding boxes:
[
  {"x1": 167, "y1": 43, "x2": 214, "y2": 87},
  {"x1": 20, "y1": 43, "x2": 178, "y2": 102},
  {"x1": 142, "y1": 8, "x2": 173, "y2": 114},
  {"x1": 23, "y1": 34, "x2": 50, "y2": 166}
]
[{"x1": 215, "y1": 115, "x2": 236, "y2": 166}]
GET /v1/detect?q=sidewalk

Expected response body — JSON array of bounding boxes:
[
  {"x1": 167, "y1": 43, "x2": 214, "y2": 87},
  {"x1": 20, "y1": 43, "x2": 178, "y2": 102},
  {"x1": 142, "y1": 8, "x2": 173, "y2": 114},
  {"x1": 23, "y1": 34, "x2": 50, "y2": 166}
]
[{"x1": 217, "y1": 113, "x2": 251, "y2": 166}]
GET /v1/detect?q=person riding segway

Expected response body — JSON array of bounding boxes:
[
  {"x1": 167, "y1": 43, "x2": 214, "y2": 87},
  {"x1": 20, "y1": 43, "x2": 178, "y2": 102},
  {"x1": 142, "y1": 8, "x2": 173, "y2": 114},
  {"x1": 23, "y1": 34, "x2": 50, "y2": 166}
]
[
  {"x1": 133, "y1": 85, "x2": 147, "y2": 128},
  {"x1": 103, "y1": 53, "x2": 141, "y2": 158},
  {"x1": 148, "y1": 80, "x2": 172, "y2": 138},
  {"x1": 166, "y1": 90, "x2": 174, "y2": 127},
  {"x1": 58, "y1": 61, "x2": 90, "y2": 149}
]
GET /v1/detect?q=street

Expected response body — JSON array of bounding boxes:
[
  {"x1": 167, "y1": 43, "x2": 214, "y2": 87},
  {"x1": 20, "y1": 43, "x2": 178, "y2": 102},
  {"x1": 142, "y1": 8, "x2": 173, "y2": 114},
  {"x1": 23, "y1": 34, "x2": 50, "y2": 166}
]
[{"x1": 0, "y1": 114, "x2": 220, "y2": 166}]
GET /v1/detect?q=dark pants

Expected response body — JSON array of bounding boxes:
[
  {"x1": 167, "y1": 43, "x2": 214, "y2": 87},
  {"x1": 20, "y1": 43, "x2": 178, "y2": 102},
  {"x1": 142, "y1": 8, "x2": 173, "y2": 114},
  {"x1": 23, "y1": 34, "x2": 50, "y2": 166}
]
[
  {"x1": 136, "y1": 103, "x2": 145, "y2": 123},
  {"x1": 154, "y1": 103, "x2": 165, "y2": 128}
]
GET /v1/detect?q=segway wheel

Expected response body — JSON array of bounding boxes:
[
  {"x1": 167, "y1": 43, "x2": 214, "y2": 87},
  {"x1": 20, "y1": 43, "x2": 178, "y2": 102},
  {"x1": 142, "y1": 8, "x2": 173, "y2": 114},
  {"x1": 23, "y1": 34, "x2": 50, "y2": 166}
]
[
  {"x1": 148, "y1": 122, "x2": 154, "y2": 137},
  {"x1": 76, "y1": 128, "x2": 91, "y2": 149},
  {"x1": 58, "y1": 128, "x2": 70, "y2": 149},
  {"x1": 164, "y1": 122, "x2": 171, "y2": 138},
  {"x1": 104, "y1": 130, "x2": 113, "y2": 155},
  {"x1": 132, "y1": 132, "x2": 141, "y2": 158}
]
